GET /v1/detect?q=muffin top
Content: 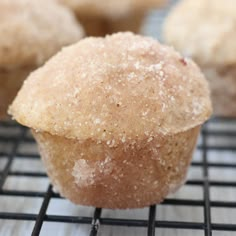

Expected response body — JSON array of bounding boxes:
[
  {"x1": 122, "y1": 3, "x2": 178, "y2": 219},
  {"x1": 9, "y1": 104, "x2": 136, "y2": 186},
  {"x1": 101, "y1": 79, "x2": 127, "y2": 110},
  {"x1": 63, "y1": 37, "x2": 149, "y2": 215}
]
[
  {"x1": 164, "y1": 0, "x2": 236, "y2": 67},
  {"x1": 9, "y1": 33, "x2": 212, "y2": 140},
  {"x1": 59, "y1": 0, "x2": 167, "y2": 18},
  {"x1": 0, "y1": 0, "x2": 84, "y2": 70}
]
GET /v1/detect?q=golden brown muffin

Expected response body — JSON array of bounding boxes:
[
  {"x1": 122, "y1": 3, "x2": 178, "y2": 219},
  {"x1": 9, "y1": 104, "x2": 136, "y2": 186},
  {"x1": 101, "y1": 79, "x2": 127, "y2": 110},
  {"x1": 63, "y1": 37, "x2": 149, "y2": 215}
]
[
  {"x1": 9, "y1": 33, "x2": 212, "y2": 209},
  {"x1": 0, "y1": 0, "x2": 84, "y2": 119},
  {"x1": 163, "y1": 0, "x2": 236, "y2": 117},
  {"x1": 59, "y1": 0, "x2": 167, "y2": 36}
]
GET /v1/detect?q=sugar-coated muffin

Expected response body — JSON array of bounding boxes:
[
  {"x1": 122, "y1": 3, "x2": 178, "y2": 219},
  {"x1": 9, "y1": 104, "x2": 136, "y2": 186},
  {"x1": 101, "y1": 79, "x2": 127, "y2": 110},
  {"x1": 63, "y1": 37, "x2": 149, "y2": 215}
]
[
  {"x1": 163, "y1": 0, "x2": 236, "y2": 117},
  {"x1": 9, "y1": 33, "x2": 212, "y2": 209},
  {"x1": 59, "y1": 0, "x2": 167, "y2": 36},
  {"x1": 0, "y1": 0, "x2": 84, "y2": 119}
]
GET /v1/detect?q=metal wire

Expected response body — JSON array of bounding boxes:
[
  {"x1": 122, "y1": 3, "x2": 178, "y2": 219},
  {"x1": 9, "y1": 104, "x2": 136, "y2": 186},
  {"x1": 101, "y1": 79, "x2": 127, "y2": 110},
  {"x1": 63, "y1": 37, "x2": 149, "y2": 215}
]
[
  {"x1": 202, "y1": 124, "x2": 212, "y2": 236},
  {"x1": 32, "y1": 185, "x2": 53, "y2": 236},
  {"x1": 147, "y1": 205, "x2": 156, "y2": 236},
  {"x1": 89, "y1": 208, "x2": 102, "y2": 236}
]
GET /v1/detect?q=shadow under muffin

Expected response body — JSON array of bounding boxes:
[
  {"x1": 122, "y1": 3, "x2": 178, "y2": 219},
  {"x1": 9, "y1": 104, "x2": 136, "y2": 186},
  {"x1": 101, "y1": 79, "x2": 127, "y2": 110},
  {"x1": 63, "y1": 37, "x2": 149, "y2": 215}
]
[
  {"x1": 0, "y1": 67, "x2": 35, "y2": 119},
  {"x1": 59, "y1": 0, "x2": 167, "y2": 36},
  {"x1": 76, "y1": 11, "x2": 146, "y2": 36}
]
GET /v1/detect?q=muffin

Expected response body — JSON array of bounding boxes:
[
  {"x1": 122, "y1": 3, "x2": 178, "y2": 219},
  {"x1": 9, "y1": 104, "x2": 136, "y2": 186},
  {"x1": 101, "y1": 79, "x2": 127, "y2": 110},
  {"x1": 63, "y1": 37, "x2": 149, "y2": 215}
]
[
  {"x1": 59, "y1": 0, "x2": 167, "y2": 36},
  {"x1": 163, "y1": 0, "x2": 236, "y2": 117},
  {"x1": 9, "y1": 33, "x2": 212, "y2": 209},
  {"x1": 0, "y1": 0, "x2": 84, "y2": 119}
]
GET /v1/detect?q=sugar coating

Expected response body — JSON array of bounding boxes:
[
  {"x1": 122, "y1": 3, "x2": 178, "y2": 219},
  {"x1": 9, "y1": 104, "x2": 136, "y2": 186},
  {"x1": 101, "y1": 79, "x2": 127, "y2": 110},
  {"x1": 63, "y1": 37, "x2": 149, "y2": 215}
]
[
  {"x1": 9, "y1": 32, "x2": 212, "y2": 141},
  {"x1": 0, "y1": 0, "x2": 84, "y2": 69},
  {"x1": 59, "y1": 0, "x2": 167, "y2": 18},
  {"x1": 32, "y1": 125, "x2": 201, "y2": 208},
  {"x1": 164, "y1": 0, "x2": 236, "y2": 67},
  {"x1": 72, "y1": 156, "x2": 113, "y2": 186}
]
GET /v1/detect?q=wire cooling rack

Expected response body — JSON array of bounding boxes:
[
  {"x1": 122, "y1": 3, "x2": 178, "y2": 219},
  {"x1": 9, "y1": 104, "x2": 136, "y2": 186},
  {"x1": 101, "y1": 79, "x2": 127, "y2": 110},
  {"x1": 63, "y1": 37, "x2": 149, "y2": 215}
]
[{"x1": 0, "y1": 118, "x2": 236, "y2": 236}]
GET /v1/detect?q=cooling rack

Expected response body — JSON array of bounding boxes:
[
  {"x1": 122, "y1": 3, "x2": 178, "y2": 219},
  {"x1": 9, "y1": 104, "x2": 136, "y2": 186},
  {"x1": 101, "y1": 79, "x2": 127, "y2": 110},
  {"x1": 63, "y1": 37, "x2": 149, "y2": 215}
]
[{"x1": 0, "y1": 117, "x2": 236, "y2": 236}]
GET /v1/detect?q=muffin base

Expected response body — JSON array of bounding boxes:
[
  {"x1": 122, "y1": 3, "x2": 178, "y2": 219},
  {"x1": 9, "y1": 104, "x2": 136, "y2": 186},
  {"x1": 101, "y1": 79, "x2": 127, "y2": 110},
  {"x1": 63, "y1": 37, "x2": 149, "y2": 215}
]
[
  {"x1": 76, "y1": 12, "x2": 146, "y2": 36},
  {"x1": 32, "y1": 126, "x2": 200, "y2": 209},
  {"x1": 0, "y1": 67, "x2": 33, "y2": 120},
  {"x1": 204, "y1": 66, "x2": 236, "y2": 117}
]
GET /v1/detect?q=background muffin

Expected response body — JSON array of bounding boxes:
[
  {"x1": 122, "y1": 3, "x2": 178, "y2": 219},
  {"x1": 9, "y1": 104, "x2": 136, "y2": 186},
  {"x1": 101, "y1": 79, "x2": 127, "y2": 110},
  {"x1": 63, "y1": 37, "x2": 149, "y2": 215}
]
[
  {"x1": 0, "y1": 0, "x2": 84, "y2": 119},
  {"x1": 59, "y1": 0, "x2": 167, "y2": 36},
  {"x1": 163, "y1": 0, "x2": 236, "y2": 117}
]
